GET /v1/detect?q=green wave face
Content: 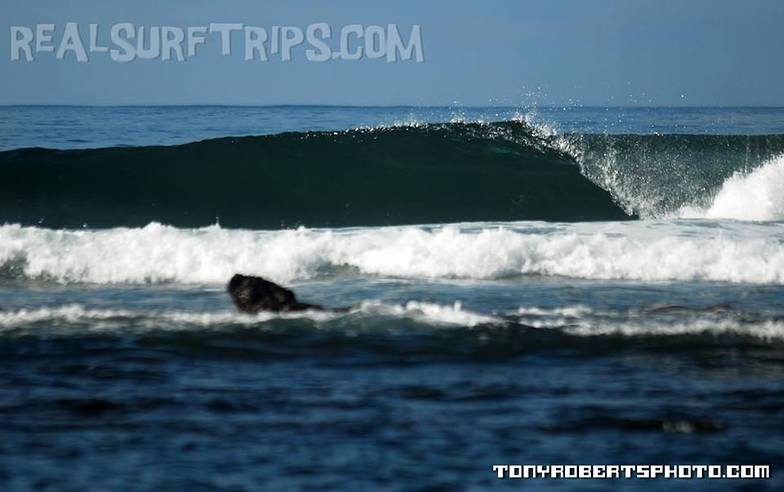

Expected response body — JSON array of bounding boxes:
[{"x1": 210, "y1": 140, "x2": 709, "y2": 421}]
[{"x1": 0, "y1": 122, "x2": 630, "y2": 229}]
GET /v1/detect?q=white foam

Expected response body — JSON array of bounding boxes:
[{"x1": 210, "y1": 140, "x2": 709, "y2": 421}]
[
  {"x1": 515, "y1": 303, "x2": 784, "y2": 340},
  {"x1": 517, "y1": 305, "x2": 593, "y2": 317},
  {"x1": 514, "y1": 305, "x2": 598, "y2": 328},
  {"x1": 679, "y1": 154, "x2": 784, "y2": 221},
  {"x1": 357, "y1": 300, "x2": 499, "y2": 326},
  {"x1": 564, "y1": 319, "x2": 784, "y2": 340},
  {"x1": 0, "y1": 300, "x2": 496, "y2": 333},
  {"x1": 1, "y1": 220, "x2": 784, "y2": 285},
  {"x1": 0, "y1": 305, "x2": 284, "y2": 332}
]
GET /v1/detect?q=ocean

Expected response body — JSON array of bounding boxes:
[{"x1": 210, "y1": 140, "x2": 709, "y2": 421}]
[{"x1": 1, "y1": 106, "x2": 783, "y2": 490}]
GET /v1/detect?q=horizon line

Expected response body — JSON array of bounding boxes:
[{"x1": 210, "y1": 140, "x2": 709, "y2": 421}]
[{"x1": 2, "y1": 103, "x2": 784, "y2": 110}]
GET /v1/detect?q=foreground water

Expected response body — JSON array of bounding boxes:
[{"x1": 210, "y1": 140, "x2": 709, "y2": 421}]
[
  {"x1": 1, "y1": 106, "x2": 783, "y2": 490},
  {"x1": 2, "y1": 270, "x2": 783, "y2": 490}
]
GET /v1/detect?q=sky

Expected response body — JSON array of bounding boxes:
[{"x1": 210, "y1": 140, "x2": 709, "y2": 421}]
[{"x1": 2, "y1": 0, "x2": 783, "y2": 106}]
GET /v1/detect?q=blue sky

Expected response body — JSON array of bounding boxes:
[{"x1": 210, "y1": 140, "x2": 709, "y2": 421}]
[{"x1": 2, "y1": 0, "x2": 783, "y2": 106}]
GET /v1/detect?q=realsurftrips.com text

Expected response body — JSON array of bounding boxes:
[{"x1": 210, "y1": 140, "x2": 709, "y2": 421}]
[{"x1": 10, "y1": 23, "x2": 424, "y2": 63}]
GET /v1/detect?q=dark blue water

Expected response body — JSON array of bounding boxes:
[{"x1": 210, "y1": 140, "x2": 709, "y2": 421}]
[{"x1": 1, "y1": 106, "x2": 783, "y2": 490}]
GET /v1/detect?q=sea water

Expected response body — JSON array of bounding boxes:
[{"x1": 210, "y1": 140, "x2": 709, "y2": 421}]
[{"x1": 1, "y1": 106, "x2": 783, "y2": 490}]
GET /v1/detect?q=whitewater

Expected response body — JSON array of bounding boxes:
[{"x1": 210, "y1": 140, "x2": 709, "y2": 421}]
[{"x1": 2, "y1": 217, "x2": 783, "y2": 285}]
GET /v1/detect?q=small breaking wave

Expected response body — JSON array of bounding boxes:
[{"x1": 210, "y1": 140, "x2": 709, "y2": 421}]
[
  {"x1": 0, "y1": 300, "x2": 497, "y2": 334},
  {"x1": 564, "y1": 319, "x2": 784, "y2": 340},
  {"x1": 514, "y1": 303, "x2": 784, "y2": 340},
  {"x1": 1, "y1": 302, "x2": 782, "y2": 341}
]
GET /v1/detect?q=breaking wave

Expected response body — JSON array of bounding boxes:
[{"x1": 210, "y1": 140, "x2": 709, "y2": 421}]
[{"x1": 2, "y1": 119, "x2": 783, "y2": 226}]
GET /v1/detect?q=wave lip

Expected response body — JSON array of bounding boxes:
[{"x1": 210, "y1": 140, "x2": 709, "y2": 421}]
[
  {"x1": 572, "y1": 134, "x2": 784, "y2": 220},
  {"x1": 2, "y1": 221, "x2": 784, "y2": 285}
]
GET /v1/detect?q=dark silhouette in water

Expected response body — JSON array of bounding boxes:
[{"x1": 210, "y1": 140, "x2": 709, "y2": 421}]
[{"x1": 227, "y1": 274, "x2": 324, "y2": 313}]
